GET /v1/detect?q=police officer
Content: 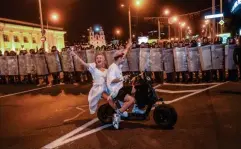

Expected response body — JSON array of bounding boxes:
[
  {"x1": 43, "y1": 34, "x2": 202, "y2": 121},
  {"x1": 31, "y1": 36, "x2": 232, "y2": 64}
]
[
  {"x1": 189, "y1": 40, "x2": 200, "y2": 83},
  {"x1": 212, "y1": 37, "x2": 225, "y2": 82},
  {"x1": 50, "y1": 46, "x2": 61, "y2": 85},
  {"x1": 233, "y1": 36, "x2": 241, "y2": 80},
  {"x1": 201, "y1": 37, "x2": 212, "y2": 82}
]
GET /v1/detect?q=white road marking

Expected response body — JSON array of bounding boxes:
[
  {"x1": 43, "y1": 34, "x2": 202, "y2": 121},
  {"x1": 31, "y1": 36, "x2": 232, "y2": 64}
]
[
  {"x1": 42, "y1": 82, "x2": 228, "y2": 149},
  {"x1": 46, "y1": 124, "x2": 113, "y2": 149},
  {"x1": 63, "y1": 107, "x2": 86, "y2": 123},
  {"x1": 155, "y1": 89, "x2": 201, "y2": 94},
  {"x1": 164, "y1": 82, "x2": 228, "y2": 104},
  {"x1": 42, "y1": 118, "x2": 99, "y2": 149},
  {"x1": 0, "y1": 85, "x2": 58, "y2": 100},
  {"x1": 164, "y1": 82, "x2": 219, "y2": 86}
]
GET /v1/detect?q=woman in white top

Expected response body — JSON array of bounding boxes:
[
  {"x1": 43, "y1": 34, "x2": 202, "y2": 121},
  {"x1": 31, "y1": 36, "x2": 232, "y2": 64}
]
[{"x1": 71, "y1": 51, "x2": 110, "y2": 114}]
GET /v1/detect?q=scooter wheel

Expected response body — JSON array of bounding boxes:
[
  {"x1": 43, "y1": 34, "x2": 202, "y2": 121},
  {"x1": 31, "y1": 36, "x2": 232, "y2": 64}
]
[
  {"x1": 97, "y1": 103, "x2": 115, "y2": 124},
  {"x1": 153, "y1": 104, "x2": 177, "y2": 129}
]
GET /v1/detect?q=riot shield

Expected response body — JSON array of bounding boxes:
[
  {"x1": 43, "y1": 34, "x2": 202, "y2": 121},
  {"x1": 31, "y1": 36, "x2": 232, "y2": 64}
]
[
  {"x1": 35, "y1": 54, "x2": 49, "y2": 75},
  {"x1": 26, "y1": 54, "x2": 37, "y2": 75},
  {"x1": 18, "y1": 55, "x2": 28, "y2": 75},
  {"x1": 127, "y1": 48, "x2": 139, "y2": 72},
  {"x1": 61, "y1": 51, "x2": 75, "y2": 72},
  {"x1": 7, "y1": 56, "x2": 19, "y2": 76},
  {"x1": 187, "y1": 47, "x2": 200, "y2": 72},
  {"x1": 45, "y1": 53, "x2": 62, "y2": 73},
  {"x1": 163, "y1": 48, "x2": 174, "y2": 73},
  {"x1": 198, "y1": 45, "x2": 212, "y2": 71},
  {"x1": 105, "y1": 50, "x2": 116, "y2": 67},
  {"x1": 86, "y1": 49, "x2": 95, "y2": 63},
  {"x1": 173, "y1": 47, "x2": 188, "y2": 72},
  {"x1": 0, "y1": 56, "x2": 8, "y2": 76},
  {"x1": 211, "y1": 44, "x2": 224, "y2": 70},
  {"x1": 73, "y1": 50, "x2": 87, "y2": 72},
  {"x1": 139, "y1": 48, "x2": 151, "y2": 71},
  {"x1": 150, "y1": 48, "x2": 163, "y2": 72},
  {"x1": 225, "y1": 44, "x2": 237, "y2": 70}
]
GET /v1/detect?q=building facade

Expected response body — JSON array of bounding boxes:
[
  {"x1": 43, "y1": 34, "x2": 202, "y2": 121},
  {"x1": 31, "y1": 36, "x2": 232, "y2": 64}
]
[
  {"x1": 88, "y1": 27, "x2": 106, "y2": 48},
  {"x1": 0, "y1": 18, "x2": 66, "y2": 52}
]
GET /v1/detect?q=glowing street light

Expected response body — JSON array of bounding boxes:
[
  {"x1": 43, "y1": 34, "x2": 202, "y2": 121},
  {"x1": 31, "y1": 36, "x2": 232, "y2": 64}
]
[
  {"x1": 116, "y1": 29, "x2": 121, "y2": 35},
  {"x1": 164, "y1": 9, "x2": 170, "y2": 16},
  {"x1": 50, "y1": 13, "x2": 59, "y2": 22},
  {"x1": 135, "y1": 0, "x2": 141, "y2": 6},
  {"x1": 121, "y1": 4, "x2": 125, "y2": 7},
  {"x1": 205, "y1": 20, "x2": 210, "y2": 24},
  {"x1": 172, "y1": 16, "x2": 178, "y2": 22},
  {"x1": 180, "y1": 22, "x2": 186, "y2": 28}
]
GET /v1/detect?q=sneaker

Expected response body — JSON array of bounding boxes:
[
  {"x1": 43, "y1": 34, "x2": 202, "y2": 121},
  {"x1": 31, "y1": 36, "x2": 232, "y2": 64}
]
[
  {"x1": 113, "y1": 113, "x2": 120, "y2": 129},
  {"x1": 132, "y1": 104, "x2": 145, "y2": 114},
  {"x1": 115, "y1": 110, "x2": 128, "y2": 118}
]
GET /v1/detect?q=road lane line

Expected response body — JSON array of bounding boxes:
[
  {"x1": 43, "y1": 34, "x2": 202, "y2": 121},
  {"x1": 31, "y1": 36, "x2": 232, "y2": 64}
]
[
  {"x1": 0, "y1": 85, "x2": 58, "y2": 99},
  {"x1": 42, "y1": 82, "x2": 228, "y2": 149},
  {"x1": 164, "y1": 82, "x2": 219, "y2": 86},
  {"x1": 155, "y1": 89, "x2": 200, "y2": 94},
  {"x1": 63, "y1": 107, "x2": 86, "y2": 123},
  {"x1": 46, "y1": 124, "x2": 113, "y2": 149},
  {"x1": 164, "y1": 82, "x2": 228, "y2": 104},
  {"x1": 42, "y1": 118, "x2": 99, "y2": 149}
]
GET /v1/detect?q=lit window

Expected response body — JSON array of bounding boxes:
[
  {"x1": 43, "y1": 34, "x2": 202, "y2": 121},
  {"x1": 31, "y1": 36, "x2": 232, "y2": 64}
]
[
  {"x1": 32, "y1": 37, "x2": 36, "y2": 43},
  {"x1": 23, "y1": 37, "x2": 28, "y2": 43},
  {"x1": 3, "y1": 34, "x2": 9, "y2": 42},
  {"x1": 14, "y1": 36, "x2": 19, "y2": 42}
]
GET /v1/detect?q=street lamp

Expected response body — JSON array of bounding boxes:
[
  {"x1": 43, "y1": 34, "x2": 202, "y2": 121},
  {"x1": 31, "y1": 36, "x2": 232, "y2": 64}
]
[
  {"x1": 121, "y1": 0, "x2": 142, "y2": 42},
  {"x1": 38, "y1": 0, "x2": 45, "y2": 48},
  {"x1": 164, "y1": 9, "x2": 170, "y2": 16}
]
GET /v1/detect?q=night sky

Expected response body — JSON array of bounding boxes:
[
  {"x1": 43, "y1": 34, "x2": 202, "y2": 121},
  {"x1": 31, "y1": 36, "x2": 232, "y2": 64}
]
[{"x1": 0, "y1": 0, "x2": 237, "y2": 44}]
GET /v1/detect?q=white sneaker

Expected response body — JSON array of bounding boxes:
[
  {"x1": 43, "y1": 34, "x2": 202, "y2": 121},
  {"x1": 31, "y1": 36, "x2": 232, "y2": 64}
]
[
  {"x1": 113, "y1": 113, "x2": 120, "y2": 129},
  {"x1": 115, "y1": 110, "x2": 128, "y2": 118},
  {"x1": 132, "y1": 104, "x2": 145, "y2": 114}
]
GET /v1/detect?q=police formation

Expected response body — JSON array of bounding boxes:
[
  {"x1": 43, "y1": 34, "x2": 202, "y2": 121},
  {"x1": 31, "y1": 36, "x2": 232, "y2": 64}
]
[{"x1": 0, "y1": 36, "x2": 240, "y2": 85}]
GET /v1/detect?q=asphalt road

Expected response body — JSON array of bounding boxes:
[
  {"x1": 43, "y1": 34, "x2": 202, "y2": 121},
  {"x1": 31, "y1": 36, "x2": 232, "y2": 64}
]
[{"x1": 0, "y1": 81, "x2": 241, "y2": 149}]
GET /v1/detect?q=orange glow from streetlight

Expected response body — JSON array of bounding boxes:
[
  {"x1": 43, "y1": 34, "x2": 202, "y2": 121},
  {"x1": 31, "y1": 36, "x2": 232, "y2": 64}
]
[
  {"x1": 164, "y1": 9, "x2": 170, "y2": 16},
  {"x1": 136, "y1": 0, "x2": 141, "y2": 6},
  {"x1": 180, "y1": 22, "x2": 186, "y2": 28},
  {"x1": 121, "y1": 4, "x2": 125, "y2": 7},
  {"x1": 116, "y1": 29, "x2": 121, "y2": 35},
  {"x1": 205, "y1": 20, "x2": 210, "y2": 24},
  {"x1": 172, "y1": 16, "x2": 178, "y2": 22},
  {"x1": 50, "y1": 13, "x2": 59, "y2": 22}
]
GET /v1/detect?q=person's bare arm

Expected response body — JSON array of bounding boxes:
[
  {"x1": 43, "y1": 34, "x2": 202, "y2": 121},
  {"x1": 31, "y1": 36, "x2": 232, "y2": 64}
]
[
  {"x1": 71, "y1": 51, "x2": 89, "y2": 68},
  {"x1": 122, "y1": 39, "x2": 132, "y2": 58}
]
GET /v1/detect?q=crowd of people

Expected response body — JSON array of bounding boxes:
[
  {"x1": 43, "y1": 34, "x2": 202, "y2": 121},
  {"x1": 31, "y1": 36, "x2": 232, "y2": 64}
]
[{"x1": 0, "y1": 36, "x2": 241, "y2": 86}]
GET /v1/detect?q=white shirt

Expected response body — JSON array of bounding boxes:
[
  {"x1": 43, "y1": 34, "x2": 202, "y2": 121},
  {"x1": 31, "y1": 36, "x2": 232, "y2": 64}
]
[
  {"x1": 107, "y1": 63, "x2": 123, "y2": 97},
  {"x1": 88, "y1": 63, "x2": 107, "y2": 85}
]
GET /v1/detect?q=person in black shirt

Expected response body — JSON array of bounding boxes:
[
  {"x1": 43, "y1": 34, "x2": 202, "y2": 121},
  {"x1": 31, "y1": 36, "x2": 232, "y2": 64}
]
[{"x1": 233, "y1": 36, "x2": 241, "y2": 80}]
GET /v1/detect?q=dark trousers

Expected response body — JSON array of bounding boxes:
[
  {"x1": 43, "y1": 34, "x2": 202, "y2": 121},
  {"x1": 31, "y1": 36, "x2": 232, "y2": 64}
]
[
  {"x1": 228, "y1": 70, "x2": 238, "y2": 81},
  {"x1": 0, "y1": 76, "x2": 7, "y2": 84},
  {"x1": 52, "y1": 72, "x2": 60, "y2": 84},
  {"x1": 166, "y1": 72, "x2": 174, "y2": 83},
  {"x1": 202, "y1": 70, "x2": 212, "y2": 82},
  {"x1": 212, "y1": 69, "x2": 225, "y2": 82},
  {"x1": 176, "y1": 71, "x2": 188, "y2": 83},
  {"x1": 189, "y1": 71, "x2": 200, "y2": 83},
  {"x1": 154, "y1": 72, "x2": 164, "y2": 84}
]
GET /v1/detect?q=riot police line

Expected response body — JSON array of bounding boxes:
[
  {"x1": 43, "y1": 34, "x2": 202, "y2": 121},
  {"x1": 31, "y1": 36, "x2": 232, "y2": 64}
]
[{"x1": 0, "y1": 38, "x2": 240, "y2": 85}]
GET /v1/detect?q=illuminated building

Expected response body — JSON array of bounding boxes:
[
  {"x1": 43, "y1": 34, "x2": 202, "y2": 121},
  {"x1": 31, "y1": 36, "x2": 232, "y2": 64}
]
[
  {"x1": 88, "y1": 27, "x2": 106, "y2": 48},
  {"x1": 0, "y1": 18, "x2": 66, "y2": 52}
]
